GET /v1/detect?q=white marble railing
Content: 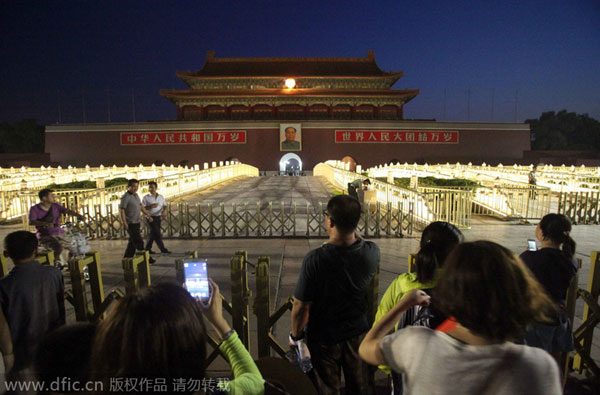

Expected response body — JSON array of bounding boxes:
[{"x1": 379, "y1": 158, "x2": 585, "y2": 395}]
[
  {"x1": 0, "y1": 163, "x2": 258, "y2": 222},
  {"x1": 366, "y1": 162, "x2": 600, "y2": 193},
  {"x1": 314, "y1": 161, "x2": 437, "y2": 226}
]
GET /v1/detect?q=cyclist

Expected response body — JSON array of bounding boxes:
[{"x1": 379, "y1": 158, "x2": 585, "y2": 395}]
[{"x1": 28, "y1": 188, "x2": 84, "y2": 268}]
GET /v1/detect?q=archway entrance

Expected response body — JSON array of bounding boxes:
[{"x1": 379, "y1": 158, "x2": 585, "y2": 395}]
[{"x1": 279, "y1": 153, "x2": 303, "y2": 176}]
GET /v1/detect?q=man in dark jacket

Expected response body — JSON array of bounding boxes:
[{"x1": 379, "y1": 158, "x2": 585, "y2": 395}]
[{"x1": 0, "y1": 231, "x2": 65, "y2": 374}]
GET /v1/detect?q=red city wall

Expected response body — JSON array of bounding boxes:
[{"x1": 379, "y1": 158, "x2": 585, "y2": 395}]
[{"x1": 45, "y1": 123, "x2": 530, "y2": 169}]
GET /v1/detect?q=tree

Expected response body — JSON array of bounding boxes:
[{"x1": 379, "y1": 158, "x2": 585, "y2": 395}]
[
  {"x1": 0, "y1": 119, "x2": 45, "y2": 153},
  {"x1": 526, "y1": 110, "x2": 600, "y2": 151}
]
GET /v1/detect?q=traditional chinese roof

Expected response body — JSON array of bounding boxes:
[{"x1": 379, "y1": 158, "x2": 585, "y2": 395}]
[{"x1": 177, "y1": 50, "x2": 403, "y2": 79}]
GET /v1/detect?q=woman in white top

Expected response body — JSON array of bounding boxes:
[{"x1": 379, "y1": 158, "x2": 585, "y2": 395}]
[{"x1": 359, "y1": 241, "x2": 561, "y2": 395}]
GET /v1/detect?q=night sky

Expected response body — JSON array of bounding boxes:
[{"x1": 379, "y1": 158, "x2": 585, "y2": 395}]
[{"x1": 1, "y1": 0, "x2": 599, "y2": 125}]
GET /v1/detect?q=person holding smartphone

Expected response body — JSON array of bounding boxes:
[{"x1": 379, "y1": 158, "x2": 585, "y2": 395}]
[
  {"x1": 520, "y1": 214, "x2": 578, "y2": 386},
  {"x1": 89, "y1": 280, "x2": 264, "y2": 394}
]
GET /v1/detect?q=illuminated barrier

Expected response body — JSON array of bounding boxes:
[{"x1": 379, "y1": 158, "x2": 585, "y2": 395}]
[
  {"x1": 0, "y1": 163, "x2": 241, "y2": 192},
  {"x1": 1, "y1": 162, "x2": 258, "y2": 223},
  {"x1": 366, "y1": 162, "x2": 554, "y2": 221},
  {"x1": 316, "y1": 161, "x2": 447, "y2": 229},
  {"x1": 367, "y1": 162, "x2": 600, "y2": 193},
  {"x1": 558, "y1": 191, "x2": 600, "y2": 224}
]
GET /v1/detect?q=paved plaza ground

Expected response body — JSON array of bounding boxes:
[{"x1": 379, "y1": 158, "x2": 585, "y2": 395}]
[{"x1": 1, "y1": 175, "x2": 599, "y2": 378}]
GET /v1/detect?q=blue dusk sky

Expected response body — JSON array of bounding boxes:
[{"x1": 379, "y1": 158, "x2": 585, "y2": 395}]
[{"x1": 1, "y1": 0, "x2": 598, "y2": 125}]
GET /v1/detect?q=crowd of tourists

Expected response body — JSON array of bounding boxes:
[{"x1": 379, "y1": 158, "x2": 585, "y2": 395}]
[{"x1": 0, "y1": 191, "x2": 582, "y2": 394}]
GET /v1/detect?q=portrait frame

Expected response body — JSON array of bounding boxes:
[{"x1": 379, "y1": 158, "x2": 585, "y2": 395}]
[{"x1": 280, "y1": 123, "x2": 302, "y2": 151}]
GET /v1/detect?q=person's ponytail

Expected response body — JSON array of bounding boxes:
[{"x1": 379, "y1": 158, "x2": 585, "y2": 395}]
[{"x1": 561, "y1": 233, "x2": 576, "y2": 260}]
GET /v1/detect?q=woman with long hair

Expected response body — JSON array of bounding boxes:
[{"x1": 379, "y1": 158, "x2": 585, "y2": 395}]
[
  {"x1": 520, "y1": 213, "x2": 578, "y2": 383},
  {"x1": 374, "y1": 221, "x2": 463, "y2": 330},
  {"x1": 89, "y1": 280, "x2": 264, "y2": 394},
  {"x1": 360, "y1": 241, "x2": 561, "y2": 395},
  {"x1": 373, "y1": 222, "x2": 463, "y2": 394}
]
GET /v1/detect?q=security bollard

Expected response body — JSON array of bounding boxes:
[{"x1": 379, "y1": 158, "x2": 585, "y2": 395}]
[
  {"x1": 0, "y1": 253, "x2": 8, "y2": 278},
  {"x1": 572, "y1": 251, "x2": 600, "y2": 375},
  {"x1": 254, "y1": 256, "x2": 272, "y2": 357},
  {"x1": 36, "y1": 250, "x2": 55, "y2": 266},
  {"x1": 230, "y1": 250, "x2": 251, "y2": 349},
  {"x1": 408, "y1": 253, "x2": 417, "y2": 273},
  {"x1": 66, "y1": 252, "x2": 105, "y2": 321},
  {"x1": 253, "y1": 256, "x2": 293, "y2": 359},
  {"x1": 122, "y1": 250, "x2": 151, "y2": 294}
]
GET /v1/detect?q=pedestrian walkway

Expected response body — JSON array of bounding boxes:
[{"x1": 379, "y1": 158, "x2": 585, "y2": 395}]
[{"x1": 177, "y1": 175, "x2": 336, "y2": 207}]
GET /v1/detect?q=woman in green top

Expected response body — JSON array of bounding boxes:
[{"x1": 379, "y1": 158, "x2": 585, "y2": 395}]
[
  {"x1": 90, "y1": 281, "x2": 264, "y2": 395},
  {"x1": 373, "y1": 222, "x2": 463, "y2": 391}
]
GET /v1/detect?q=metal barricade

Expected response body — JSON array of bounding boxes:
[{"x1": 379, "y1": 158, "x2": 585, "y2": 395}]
[
  {"x1": 176, "y1": 250, "x2": 250, "y2": 367},
  {"x1": 252, "y1": 255, "x2": 380, "y2": 358},
  {"x1": 570, "y1": 252, "x2": 600, "y2": 378},
  {"x1": 0, "y1": 254, "x2": 7, "y2": 278},
  {"x1": 418, "y1": 187, "x2": 473, "y2": 229},
  {"x1": 558, "y1": 191, "x2": 600, "y2": 224},
  {"x1": 66, "y1": 252, "x2": 124, "y2": 322},
  {"x1": 0, "y1": 251, "x2": 55, "y2": 278},
  {"x1": 231, "y1": 251, "x2": 251, "y2": 349},
  {"x1": 36, "y1": 251, "x2": 55, "y2": 266},
  {"x1": 122, "y1": 250, "x2": 151, "y2": 294}
]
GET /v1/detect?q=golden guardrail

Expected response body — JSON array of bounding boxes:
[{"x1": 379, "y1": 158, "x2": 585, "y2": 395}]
[{"x1": 569, "y1": 252, "x2": 600, "y2": 380}]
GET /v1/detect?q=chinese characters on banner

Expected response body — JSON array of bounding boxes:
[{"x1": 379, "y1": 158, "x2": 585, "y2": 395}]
[
  {"x1": 120, "y1": 131, "x2": 246, "y2": 145},
  {"x1": 334, "y1": 130, "x2": 459, "y2": 144}
]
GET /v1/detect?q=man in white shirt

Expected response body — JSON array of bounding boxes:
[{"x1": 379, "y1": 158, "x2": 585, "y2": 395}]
[{"x1": 142, "y1": 181, "x2": 170, "y2": 254}]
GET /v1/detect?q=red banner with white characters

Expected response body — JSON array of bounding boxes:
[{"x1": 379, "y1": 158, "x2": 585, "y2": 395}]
[
  {"x1": 335, "y1": 130, "x2": 459, "y2": 144},
  {"x1": 120, "y1": 131, "x2": 246, "y2": 145}
]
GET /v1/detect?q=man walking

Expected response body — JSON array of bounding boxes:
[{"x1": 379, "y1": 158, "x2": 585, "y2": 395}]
[
  {"x1": 291, "y1": 195, "x2": 380, "y2": 394},
  {"x1": 143, "y1": 181, "x2": 170, "y2": 254},
  {"x1": 119, "y1": 179, "x2": 155, "y2": 264}
]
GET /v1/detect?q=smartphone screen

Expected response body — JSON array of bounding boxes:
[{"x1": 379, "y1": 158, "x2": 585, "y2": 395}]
[
  {"x1": 183, "y1": 260, "x2": 210, "y2": 302},
  {"x1": 527, "y1": 239, "x2": 537, "y2": 251}
]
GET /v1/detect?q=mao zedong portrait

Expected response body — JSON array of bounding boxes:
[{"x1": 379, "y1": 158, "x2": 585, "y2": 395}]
[{"x1": 281, "y1": 126, "x2": 301, "y2": 151}]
